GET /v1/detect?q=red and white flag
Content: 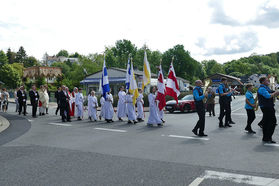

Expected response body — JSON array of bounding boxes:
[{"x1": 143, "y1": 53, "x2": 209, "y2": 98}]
[
  {"x1": 156, "y1": 64, "x2": 166, "y2": 111},
  {"x1": 166, "y1": 62, "x2": 180, "y2": 103}
]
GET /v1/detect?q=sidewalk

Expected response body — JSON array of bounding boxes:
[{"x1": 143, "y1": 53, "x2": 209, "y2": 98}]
[{"x1": 0, "y1": 115, "x2": 10, "y2": 133}]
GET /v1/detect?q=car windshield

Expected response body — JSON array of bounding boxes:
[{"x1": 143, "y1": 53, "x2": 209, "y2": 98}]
[{"x1": 181, "y1": 95, "x2": 193, "y2": 101}]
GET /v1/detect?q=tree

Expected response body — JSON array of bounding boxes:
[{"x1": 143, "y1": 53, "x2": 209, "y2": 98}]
[
  {"x1": 24, "y1": 56, "x2": 38, "y2": 67},
  {"x1": 11, "y1": 63, "x2": 24, "y2": 77},
  {"x1": 202, "y1": 60, "x2": 224, "y2": 76},
  {"x1": 0, "y1": 64, "x2": 21, "y2": 88},
  {"x1": 69, "y1": 52, "x2": 81, "y2": 58},
  {"x1": 15, "y1": 46, "x2": 27, "y2": 63},
  {"x1": 0, "y1": 50, "x2": 8, "y2": 66},
  {"x1": 57, "y1": 50, "x2": 69, "y2": 57},
  {"x1": 6, "y1": 48, "x2": 16, "y2": 64}
]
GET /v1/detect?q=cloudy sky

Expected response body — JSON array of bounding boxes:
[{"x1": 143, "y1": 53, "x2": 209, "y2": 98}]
[{"x1": 1, "y1": 0, "x2": 279, "y2": 63}]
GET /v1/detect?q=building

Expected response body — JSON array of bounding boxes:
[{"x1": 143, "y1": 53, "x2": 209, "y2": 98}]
[
  {"x1": 206, "y1": 73, "x2": 244, "y2": 94},
  {"x1": 23, "y1": 66, "x2": 62, "y2": 84},
  {"x1": 240, "y1": 74, "x2": 277, "y2": 90},
  {"x1": 45, "y1": 55, "x2": 79, "y2": 66},
  {"x1": 80, "y1": 67, "x2": 190, "y2": 95}
]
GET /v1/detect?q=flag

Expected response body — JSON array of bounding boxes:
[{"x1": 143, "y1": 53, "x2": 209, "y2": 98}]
[
  {"x1": 125, "y1": 57, "x2": 131, "y2": 91},
  {"x1": 166, "y1": 62, "x2": 180, "y2": 103},
  {"x1": 101, "y1": 56, "x2": 110, "y2": 99},
  {"x1": 156, "y1": 64, "x2": 166, "y2": 111},
  {"x1": 129, "y1": 61, "x2": 139, "y2": 105},
  {"x1": 142, "y1": 50, "x2": 151, "y2": 90}
]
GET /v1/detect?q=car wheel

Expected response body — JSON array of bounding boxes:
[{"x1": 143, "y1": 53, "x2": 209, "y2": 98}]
[
  {"x1": 184, "y1": 104, "x2": 191, "y2": 112},
  {"x1": 169, "y1": 108, "x2": 175, "y2": 113}
]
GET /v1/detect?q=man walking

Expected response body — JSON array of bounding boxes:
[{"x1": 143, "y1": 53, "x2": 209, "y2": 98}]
[
  {"x1": 29, "y1": 85, "x2": 39, "y2": 118},
  {"x1": 59, "y1": 85, "x2": 71, "y2": 122},
  {"x1": 17, "y1": 86, "x2": 27, "y2": 116},
  {"x1": 192, "y1": 80, "x2": 208, "y2": 137},
  {"x1": 258, "y1": 76, "x2": 279, "y2": 143}
]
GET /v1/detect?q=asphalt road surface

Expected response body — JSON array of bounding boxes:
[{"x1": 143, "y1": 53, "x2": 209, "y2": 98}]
[{"x1": 1, "y1": 96, "x2": 279, "y2": 186}]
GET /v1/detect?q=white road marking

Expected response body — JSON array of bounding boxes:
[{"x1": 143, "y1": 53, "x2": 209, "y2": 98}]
[
  {"x1": 232, "y1": 112, "x2": 279, "y2": 117},
  {"x1": 198, "y1": 170, "x2": 279, "y2": 186},
  {"x1": 168, "y1": 135, "x2": 209, "y2": 141},
  {"x1": 189, "y1": 177, "x2": 204, "y2": 186},
  {"x1": 28, "y1": 119, "x2": 33, "y2": 122},
  {"x1": 48, "y1": 122, "x2": 72, "y2": 127},
  {"x1": 231, "y1": 107, "x2": 243, "y2": 113},
  {"x1": 264, "y1": 143, "x2": 279, "y2": 147},
  {"x1": 94, "y1": 128, "x2": 127, "y2": 133}
]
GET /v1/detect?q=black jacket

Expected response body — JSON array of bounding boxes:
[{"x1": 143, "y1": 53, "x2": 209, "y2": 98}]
[
  {"x1": 59, "y1": 91, "x2": 70, "y2": 107},
  {"x1": 17, "y1": 90, "x2": 27, "y2": 104},
  {"x1": 55, "y1": 90, "x2": 60, "y2": 103},
  {"x1": 29, "y1": 90, "x2": 39, "y2": 105}
]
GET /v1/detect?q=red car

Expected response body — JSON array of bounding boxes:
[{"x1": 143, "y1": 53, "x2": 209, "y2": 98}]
[{"x1": 165, "y1": 95, "x2": 196, "y2": 113}]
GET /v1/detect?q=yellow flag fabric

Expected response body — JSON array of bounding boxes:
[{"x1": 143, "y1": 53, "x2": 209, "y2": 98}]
[
  {"x1": 129, "y1": 62, "x2": 139, "y2": 105},
  {"x1": 142, "y1": 50, "x2": 151, "y2": 90}
]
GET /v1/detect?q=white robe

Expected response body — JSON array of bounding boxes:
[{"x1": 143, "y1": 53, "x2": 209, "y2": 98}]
[
  {"x1": 88, "y1": 95, "x2": 98, "y2": 120},
  {"x1": 75, "y1": 92, "x2": 84, "y2": 118},
  {"x1": 147, "y1": 93, "x2": 162, "y2": 124},
  {"x1": 104, "y1": 94, "x2": 114, "y2": 120},
  {"x1": 126, "y1": 94, "x2": 136, "y2": 121},
  {"x1": 136, "y1": 93, "x2": 144, "y2": 119},
  {"x1": 117, "y1": 90, "x2": 126, "y2": 118},
  {"x1": 100, "y1": 97, "x2": 105, "y2": 119}
]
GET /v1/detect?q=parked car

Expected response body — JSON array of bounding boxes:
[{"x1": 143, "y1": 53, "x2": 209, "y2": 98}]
[{"x1": 165, "y1": 95, "x2": 196, "y2": 113}]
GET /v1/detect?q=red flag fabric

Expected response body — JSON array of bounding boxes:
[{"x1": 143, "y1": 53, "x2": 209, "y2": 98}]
[
  {"x1": 166, "y1": 63, "x2": 180, "y2": 103},
  {"x1": 156, "y1": 64, "x2": 166, "y2": 111}
]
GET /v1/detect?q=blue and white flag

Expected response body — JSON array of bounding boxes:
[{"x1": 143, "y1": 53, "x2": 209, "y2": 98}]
[
  {"x1": 125, "y1": 57, "x2": 131, "y2": 92},
  {"x1": 101, "y1": 56, "x2": 110, "y2": 99}
]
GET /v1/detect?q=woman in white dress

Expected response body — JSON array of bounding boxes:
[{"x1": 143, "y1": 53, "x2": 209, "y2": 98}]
[
  {"x1": 75, "y1": 88, "x2": 84, "y2": 120},
  {"x1": 88, "y1": 91, "x2": 98, "y2": 121},
  {"x1": 104, "y1": 91, "x2": 114, "y2": 123},
  {"x1": 99, "y1": 96, "x2": 105, "y2": 120},
  {"x1": 147, "y1": 86, "x2": 162, "y2": 126},
  {"x1": 38, "y1": 85, "x2": 46, "y2": 115},
  {"x1": 136, "y1": 88, "x2": 144, "y2": 122},
  {"x1": 117, "y1": 86, "x2": 126, "y2": 121},
  {"x1": 126, "y1": 92, "x2": 137, "y2": 124}
]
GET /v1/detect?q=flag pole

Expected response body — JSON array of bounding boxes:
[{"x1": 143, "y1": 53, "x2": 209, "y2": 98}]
[{"x1": 171, "y1": 56, "x2": 174, "y2": 64}]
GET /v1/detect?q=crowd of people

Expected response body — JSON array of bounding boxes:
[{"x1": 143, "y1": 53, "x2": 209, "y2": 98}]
[{"x1": 1, "y1": 75, "x2": 278, "y2": 144}]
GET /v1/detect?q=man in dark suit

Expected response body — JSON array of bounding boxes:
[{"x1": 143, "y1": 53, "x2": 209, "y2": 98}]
[
  {"x1": 59, "y1": 85, "x2": 71, "y2": 122},
  {"x1": 55, "y1": 86, "x2": 61, "y2": 115},
  {"x1": 29, "y1": 85, "x2": 39, "y2": 118},
  {"x1": 17, "y1": 86, "x2": 27, "y2": 115}
]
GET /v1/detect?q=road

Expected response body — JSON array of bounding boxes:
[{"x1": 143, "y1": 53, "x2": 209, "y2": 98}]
[{"x1": 0, "y1": 96, "x2": 279, "y2": 185}]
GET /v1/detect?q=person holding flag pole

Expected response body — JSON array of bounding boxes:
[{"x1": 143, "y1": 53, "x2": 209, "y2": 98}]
[
  {"x1": 126, "y1": 58, "x2": 138, "y2": 124},
  {"x1": 156, "y1": 60, "x2": 166, "y2": 123},
  {"x1": 102, "y1": 54, "x2": 114, "y2": 123}
]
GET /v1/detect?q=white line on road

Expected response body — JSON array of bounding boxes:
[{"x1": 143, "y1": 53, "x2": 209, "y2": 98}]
[
  {"x1": 264, "y1": 143, "x2": 279, "y2": 147},
  {"x1": 48, "y1": 122, "x2": 72, "y2": 127},
  {"x1": 189, "y1": 177, "x2": 204, "y2": 186},
  {"x1": 168, "y1": 135, "x2": 209, "y2": 141},
  {"x1": 28, "y1": 119, "x2": 33, "y2": 122},
  {"x1": 94, "y1": 128, "x2": 127, "y2": 133},
  {"x1": 232, "y1": 107, "x2": 243, "y2": 113},
  {"x1": 192, "y1": 170, "x2": 279, "y2": 186}
]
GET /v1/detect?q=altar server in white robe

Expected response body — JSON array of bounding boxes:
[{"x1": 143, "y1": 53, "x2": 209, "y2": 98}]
[
  {"x1": 99, "y1": 96, "x2": 105, "y2": 120},
  {"x1": 104, "y1": 91, "x2": 114, "y2": 123},
  {"x1": 88, "y1": 91, "x2": 98, "y2": 121},
  {"x1": 136, "y1": 88, "x2": 144, "y2": 122},
  {"x1": 126, "y1": 92, "x2": 138, "y2": 124},
  {"x1": 147, "y1": 86, "x2": 162, "y2": 126},
  {"x1": 117, "y1": 86, "x2": 126, "y2": 121},
  {"x1": 75, "y1": 88, "x2": 84, "y2": 120}
]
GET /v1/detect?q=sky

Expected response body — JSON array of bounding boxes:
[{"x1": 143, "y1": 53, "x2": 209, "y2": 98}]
[{"x1": 1, "y1": 0, "x2": 279, "y2": 63}]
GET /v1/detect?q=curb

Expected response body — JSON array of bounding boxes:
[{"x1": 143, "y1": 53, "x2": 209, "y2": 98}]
[{"x1": 0, "y1": 115, "x2": 10, "y2": 133}]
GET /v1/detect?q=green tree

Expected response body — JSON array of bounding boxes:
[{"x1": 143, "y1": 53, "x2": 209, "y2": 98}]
[
  {"x1": 0, "y1": 64, "x2": 21, "y2": 88},
  {"x1": 6, "y1": 48, "x2": 16, "y2": 64},
  {"x1": 24, "y1": 56, "x2": 38, "y2": 67},
  {"x1": 202, "y1": 60, "x2": 224, "y2": 76},
  {"x1": 69, "y1": 52, "x2": 81, "y2": 58},
  {"x1": 0, "y1": 50, "x2": 8, "y2": 66},
  {"x1": 15, "y1": 46, "x2": 27, "y2": 63},
  {"x1": 11, "y1": 63, "x2": 24, "y2": 77},
  {"x1": 57, "y1": 50, "x2": 69, "y2": 57}
]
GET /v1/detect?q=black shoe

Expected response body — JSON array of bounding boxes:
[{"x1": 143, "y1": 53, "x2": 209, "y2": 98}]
[
  {"x1": 77, "y1": 117, "x2": 82, "y2": 121},
  {"x1": 55, "y1": 111, "x2": 58, "y2": 115},
  {"x1": 119, "y1": 118, "x2": 123, "y2": 121},
  {"x1": 192, "y1": 129, "x2": 198, "y2": 136},
  {"x1": 219, "y1": 124, "x2": 224, "y2": 128},
  {"x1": 269, "y1": 140, "x2": 276, "y2": 144},
  {"x1": 161, "y1": 119, "x2": 166, "y2": 123},
  {"x1": 42, "y1": 113, "x2": 45, "y2": 116},
  {"x1": 89, "y1": 117, "x2": 92, "y2": 121},
  {"x1": 225, "y1": 124, "x2": 232, "y2": 127},
  {"x1": 67, "y1": 120, "x2": 72, "y2": 122},
  {"x1": 229, "y1": 121, "x2": 236, "y2": 124},
  {"x1": 133, "y1": 120, "x2": 137, "y2": 124},
  {"x1": 62, "y1": 120, "x2": 66, "y2": 122},
  {"x1": 198, "y1": 134, "x2": 208, "y2": 137},
  {"x1": 128, "y1": 120, "x2": 132, "y2": 124},
  {"x1": 157, "y1": 123, "x2": 163, "y2": 127},
  {"x1": 248, "y1": 130, "x2": 256, "y2": 134}
]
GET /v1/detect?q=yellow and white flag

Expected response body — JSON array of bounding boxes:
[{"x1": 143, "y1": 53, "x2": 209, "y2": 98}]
[
  {"x1": 142, "y1": 50, "x2": 151, "y2": 90},
  {"x1": 129, "y1": 61, "x2": 139, "y2": 105}
]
